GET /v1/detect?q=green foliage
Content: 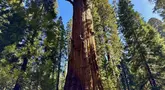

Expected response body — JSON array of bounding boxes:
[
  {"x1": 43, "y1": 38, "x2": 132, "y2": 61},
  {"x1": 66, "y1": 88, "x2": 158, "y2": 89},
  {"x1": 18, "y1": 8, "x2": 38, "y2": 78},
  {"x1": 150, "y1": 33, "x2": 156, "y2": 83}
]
[
  {"x1": 92, "y1": 0, "x2": 123, "y2": 89},
  {"x1": 148, "y1": 17, "x2": 165, "y2": 38},
  {"x1": 0, "y1": 0, "x2": 67, "y2": 89},
  {"x1": 149, "y1": 0, "x2": 165, "y2": 20},
  {"x1": 118, "y1": 0, "x2": 165, "y2": 89},
  {"x1": 0, "y1": 1, "x2": 27, "y2": 51},
  {"x1": 0, "y1": 0, "x2": 165, "y2": 89}
]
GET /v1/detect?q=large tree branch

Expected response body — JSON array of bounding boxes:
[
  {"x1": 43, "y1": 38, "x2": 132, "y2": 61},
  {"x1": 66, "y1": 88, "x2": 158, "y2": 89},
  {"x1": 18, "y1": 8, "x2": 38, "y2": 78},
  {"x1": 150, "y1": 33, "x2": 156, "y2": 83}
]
[{"x1": 66, "y1": 0, "x2": 74, "y2": 5}]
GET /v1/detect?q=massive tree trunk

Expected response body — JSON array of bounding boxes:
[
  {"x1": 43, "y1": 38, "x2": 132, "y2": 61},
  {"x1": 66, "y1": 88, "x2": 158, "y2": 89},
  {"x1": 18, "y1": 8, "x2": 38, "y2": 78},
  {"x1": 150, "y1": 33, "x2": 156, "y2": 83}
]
[{"x1": 64, "y1": 0, "x2": 103, "y2": 90}]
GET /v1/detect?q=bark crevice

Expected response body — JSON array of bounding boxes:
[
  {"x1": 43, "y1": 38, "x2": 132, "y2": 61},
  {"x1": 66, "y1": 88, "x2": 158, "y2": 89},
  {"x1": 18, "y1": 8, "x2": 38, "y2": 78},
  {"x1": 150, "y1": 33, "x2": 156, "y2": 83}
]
[{"x1": 64, "y1": 0, "x2": 103, "y2": 90}]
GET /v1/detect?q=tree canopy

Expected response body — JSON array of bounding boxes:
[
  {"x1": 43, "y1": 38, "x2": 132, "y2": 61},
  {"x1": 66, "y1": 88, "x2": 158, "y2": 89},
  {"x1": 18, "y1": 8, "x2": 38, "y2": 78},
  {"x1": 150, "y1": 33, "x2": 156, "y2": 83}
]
[{"x1": 0, "y1": 0, "x2": 165, "y2": 90}]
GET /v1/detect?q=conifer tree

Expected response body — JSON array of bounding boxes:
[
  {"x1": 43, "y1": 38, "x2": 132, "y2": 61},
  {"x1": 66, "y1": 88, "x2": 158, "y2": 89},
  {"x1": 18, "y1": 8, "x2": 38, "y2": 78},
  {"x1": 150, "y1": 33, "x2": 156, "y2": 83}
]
[
  {"x1": 64, "y1": 0, "x2": 103, "y2": 89},
  {"x1": 148, "y1": 18, "x2": 165, "y2": 37},
  {"x1": 149, "y1": 0, "x2": 165, "y2": 19},
  {"x1": 118, "y1": 0, "x2": 165, "y2": 89},
  {"x1": 92, "y1": 0, "x2": 123, "y2": 89},
  {"x1": 0, "y1": 0, "x2": 67, "y2": 89}
]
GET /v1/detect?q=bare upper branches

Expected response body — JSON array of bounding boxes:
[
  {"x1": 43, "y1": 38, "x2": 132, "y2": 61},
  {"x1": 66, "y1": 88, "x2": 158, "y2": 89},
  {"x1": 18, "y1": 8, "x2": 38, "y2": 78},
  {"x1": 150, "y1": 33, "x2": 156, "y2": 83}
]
[{"x1": 66, "y1": 0, "x2": 74, "y2": 5}]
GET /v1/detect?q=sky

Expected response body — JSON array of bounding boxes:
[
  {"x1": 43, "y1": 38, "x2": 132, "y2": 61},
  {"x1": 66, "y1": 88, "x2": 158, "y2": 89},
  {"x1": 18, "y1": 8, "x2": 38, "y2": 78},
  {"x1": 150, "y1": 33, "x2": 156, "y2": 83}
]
[{"x1": 57, "y1": 0, "x2": 162, "y2": 27}]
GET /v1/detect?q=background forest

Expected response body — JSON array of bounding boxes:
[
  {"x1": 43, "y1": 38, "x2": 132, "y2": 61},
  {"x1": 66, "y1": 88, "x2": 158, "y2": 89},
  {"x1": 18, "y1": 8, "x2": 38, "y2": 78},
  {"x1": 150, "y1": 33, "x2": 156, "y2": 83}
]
[{"x1": 0, "y1": 0, "x2": 165, "y2": 90}]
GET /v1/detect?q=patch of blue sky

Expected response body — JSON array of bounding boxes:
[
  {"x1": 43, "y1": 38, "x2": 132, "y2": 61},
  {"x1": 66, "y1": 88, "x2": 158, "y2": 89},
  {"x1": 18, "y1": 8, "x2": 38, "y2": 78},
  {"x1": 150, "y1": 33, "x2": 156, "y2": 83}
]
[
  {"x1": 131, "y1": 0, "x2": 162, "y2": 22},
  {"x1": 57, "y1": 0, "x2": 162, "y2": 27}
]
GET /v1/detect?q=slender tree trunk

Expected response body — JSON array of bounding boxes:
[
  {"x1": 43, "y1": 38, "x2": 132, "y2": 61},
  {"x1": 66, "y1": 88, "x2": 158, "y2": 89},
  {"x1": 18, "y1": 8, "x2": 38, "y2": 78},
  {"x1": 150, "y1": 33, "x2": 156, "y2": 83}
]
[
  {"x1": 64, "y1": 0, "x2": 103, "y2": 90},
  {"x1": 56, "y1": 28, "x2": 63, "y2": 90},
  {"x1": 13, "y1": 56, "x2": 28, "y2": 90},
  {"x1": 120, "y1": 60, "x2": 130, "y2": 90},
  {"x1": 52, "y1": 63, "x2": 55, "y2": 89},
  {"x1": 133, "y1": 32, "x2": 157, "y2": 88},
  {"x1": 56, "y1": 55, "x2": 61, "y2": 90},
  {"x1": 13, "y1": 28, "x2": 36, "y2": 90},
  {"x1": 107, "y1": 52, "x2": 121, "y2": 90},
  {"x1": 141, "y1": 54, "x2": 157, "y2": 88}
]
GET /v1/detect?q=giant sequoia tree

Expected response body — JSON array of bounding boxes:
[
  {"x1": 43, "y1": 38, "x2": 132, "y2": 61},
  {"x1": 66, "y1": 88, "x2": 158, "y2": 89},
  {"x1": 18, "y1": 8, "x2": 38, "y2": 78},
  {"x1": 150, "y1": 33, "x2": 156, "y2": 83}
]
[
  {"x1": 64, "y1": 0, "x2": 103, "y2": 89},
  {"x1": 1, "y1": 0, "x2": 165, "y2": 89}
]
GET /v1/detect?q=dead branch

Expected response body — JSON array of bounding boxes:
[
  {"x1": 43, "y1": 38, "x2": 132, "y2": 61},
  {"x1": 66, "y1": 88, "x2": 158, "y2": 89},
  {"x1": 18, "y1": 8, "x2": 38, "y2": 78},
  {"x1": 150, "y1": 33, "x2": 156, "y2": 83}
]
[{"x1": 66, "y1": 0, "x2": 74, "y2": 5}]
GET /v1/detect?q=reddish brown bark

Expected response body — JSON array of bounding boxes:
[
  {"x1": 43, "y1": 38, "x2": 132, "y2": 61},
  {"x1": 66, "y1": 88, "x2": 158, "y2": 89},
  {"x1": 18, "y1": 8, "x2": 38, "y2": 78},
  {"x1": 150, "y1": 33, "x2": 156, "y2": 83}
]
[{"x1": 64, "y1": 0, "x2": 103, "y2": 90}]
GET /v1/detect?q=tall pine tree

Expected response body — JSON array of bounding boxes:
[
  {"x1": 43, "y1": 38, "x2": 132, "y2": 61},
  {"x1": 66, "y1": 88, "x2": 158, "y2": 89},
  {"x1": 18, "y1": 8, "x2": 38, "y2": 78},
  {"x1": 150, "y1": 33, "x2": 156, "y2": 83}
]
[
  {"x1": 118, "y1": 0, "x2": 165, "y2": 89},
  {"x1": 92, "y1": 0, "x2": 123, "y2": 89}
]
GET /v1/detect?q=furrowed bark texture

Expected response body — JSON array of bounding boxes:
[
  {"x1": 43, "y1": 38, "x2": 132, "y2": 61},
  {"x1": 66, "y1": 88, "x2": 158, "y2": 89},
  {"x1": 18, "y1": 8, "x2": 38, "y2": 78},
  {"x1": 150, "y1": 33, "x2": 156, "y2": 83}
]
[{"x1": 64, "y1": 0, "x2": 103, "y2": 90}]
